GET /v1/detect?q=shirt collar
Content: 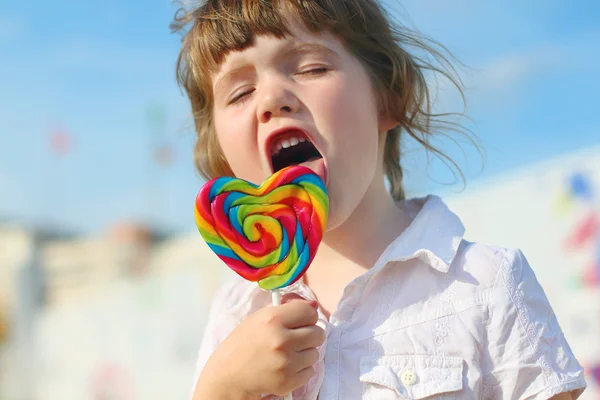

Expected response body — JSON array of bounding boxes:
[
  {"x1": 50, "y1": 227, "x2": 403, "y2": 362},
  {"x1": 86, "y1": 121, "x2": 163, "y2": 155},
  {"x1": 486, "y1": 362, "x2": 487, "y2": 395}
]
[{"x1": 374, "y1": 195, "x2": 465, "y2": 273}]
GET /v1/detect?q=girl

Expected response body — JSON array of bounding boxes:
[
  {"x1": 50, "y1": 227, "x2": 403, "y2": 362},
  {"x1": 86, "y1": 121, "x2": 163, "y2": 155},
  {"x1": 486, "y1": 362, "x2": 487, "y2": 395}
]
[{"x1": 172, "y1": 0, "x2": 587, "y2": 398}]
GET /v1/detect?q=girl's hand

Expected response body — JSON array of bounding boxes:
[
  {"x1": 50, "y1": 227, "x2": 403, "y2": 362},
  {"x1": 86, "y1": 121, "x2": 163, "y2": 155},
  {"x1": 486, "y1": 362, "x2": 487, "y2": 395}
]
[{"x1": 193, "y1": 295, "x2": 325, "y2": 400}]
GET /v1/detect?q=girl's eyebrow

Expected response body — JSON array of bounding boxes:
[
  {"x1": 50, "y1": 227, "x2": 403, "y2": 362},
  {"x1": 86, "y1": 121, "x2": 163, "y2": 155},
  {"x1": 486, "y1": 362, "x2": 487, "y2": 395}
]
[
  {"x1": 280, "y1": 42, "x2": 340, "y2": 60},
  {"x1": 214, "y1": 42, "x2": 340, "y2": 96},
  {"x1": 214, "y1": 65, "x2": 255, "y2": 100}
]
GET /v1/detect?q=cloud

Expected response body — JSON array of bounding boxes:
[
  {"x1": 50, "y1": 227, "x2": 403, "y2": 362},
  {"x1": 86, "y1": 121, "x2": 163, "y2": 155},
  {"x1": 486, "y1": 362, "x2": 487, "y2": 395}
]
[
  {"x1": 473, "y1": 44, "x2": 567, "y2": 91},
  {"x1": 428, "y1": 42, "x2": 569, "y2": 114}
]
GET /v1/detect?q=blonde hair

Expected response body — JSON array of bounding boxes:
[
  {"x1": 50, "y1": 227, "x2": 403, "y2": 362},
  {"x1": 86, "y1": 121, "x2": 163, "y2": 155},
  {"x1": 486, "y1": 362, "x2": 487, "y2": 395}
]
[{"x1": 171, "y1": 0, "x2": 475, "y2": 200}]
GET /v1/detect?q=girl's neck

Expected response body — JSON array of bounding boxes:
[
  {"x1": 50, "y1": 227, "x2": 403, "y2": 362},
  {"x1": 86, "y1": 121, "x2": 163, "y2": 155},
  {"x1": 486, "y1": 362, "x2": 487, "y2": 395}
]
[{"x1": 315, "y1": 173, "x2": 410, "y2": 272}]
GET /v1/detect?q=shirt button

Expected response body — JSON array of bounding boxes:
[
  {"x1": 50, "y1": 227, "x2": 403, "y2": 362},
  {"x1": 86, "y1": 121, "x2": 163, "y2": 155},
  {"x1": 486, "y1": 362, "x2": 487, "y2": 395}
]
[{"x1": 400, "y1": 369, "x2": 418, "y2": 386}]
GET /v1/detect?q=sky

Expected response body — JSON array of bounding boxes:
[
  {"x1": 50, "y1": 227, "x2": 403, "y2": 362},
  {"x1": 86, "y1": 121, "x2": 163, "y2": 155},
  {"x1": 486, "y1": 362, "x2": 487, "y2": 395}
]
[{"x1": 0, "y1": 0, "x2": 599, "y2": 234}]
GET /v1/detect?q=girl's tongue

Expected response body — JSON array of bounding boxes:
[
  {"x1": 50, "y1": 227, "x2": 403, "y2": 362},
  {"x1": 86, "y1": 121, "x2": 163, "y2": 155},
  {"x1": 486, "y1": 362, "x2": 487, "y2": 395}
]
[{"x1": 300, "y1": 157, "x2": 327, "y2": 186}]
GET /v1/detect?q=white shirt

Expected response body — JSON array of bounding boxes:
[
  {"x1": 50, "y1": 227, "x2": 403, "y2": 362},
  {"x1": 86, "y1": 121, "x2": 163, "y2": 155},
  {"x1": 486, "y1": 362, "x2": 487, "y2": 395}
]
[{"x1": 193, "y1": 195, "x2": 587, "y2": 399}]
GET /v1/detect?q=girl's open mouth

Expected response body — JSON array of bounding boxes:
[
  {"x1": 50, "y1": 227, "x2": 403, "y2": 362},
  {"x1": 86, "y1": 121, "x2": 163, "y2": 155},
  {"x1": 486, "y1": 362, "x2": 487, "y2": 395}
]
[{"x1": 270, "y1": 130, "x2": 324, "y2": 173}]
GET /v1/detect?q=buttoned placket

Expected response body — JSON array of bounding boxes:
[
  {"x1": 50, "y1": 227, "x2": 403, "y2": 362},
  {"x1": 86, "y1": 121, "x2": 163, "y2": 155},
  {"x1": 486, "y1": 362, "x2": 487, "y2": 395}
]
[
  {"x1": 275, "y1": 196, "x2": 462, "y2": 399},
  {"x1": 299, "y1": 254, "x2": 395, "y2": 399}
]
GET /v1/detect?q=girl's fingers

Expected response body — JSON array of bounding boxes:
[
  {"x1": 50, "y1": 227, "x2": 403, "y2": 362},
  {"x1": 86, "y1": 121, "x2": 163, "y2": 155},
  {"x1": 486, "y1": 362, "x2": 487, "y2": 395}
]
[
  {"x1": 294, "y1": 348, "x2": 320, "y2": 372},
  {"x1": 295, "y1": 365, "x2": 316, "y2": 384},
  {"x1": 281, "y1": 293, "x2": 319, "y2": 309},
  {"x1": 278, "y1": 302, "x2": 319, "y2": 328},
  {"x1": 289, "y1": 325, "x2": 326, "y2": 350}
]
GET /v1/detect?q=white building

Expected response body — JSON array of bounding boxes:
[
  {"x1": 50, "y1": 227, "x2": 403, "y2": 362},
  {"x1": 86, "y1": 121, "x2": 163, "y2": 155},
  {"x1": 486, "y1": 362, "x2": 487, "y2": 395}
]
[
  {"x1": 446, "y1": 145, "x2": 600, "y2": 397},
  {"x1": 0, "y1": 225, "x2": 55, "y2": 399},
  {"x1": 0, "y1": 225, "x2": 37, "y2": 313},
  {"x1": 31, "y1": 229, "x2": 232, "y2": 400}
]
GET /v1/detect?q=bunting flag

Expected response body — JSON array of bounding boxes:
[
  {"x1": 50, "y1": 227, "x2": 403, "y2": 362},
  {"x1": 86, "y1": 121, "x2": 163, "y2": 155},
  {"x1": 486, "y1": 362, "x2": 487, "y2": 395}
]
[
  {"x1": 49, "y1": 129, "x2": 72, "y2": 156},
  {"x1": 592, "y1": 237, "x2": 600, "y2": 287},
  {"x1": 145, "y1": 103, "x2": 176, "y2": 167},
  {"x1": 554, "y1": 189, "x2": 573, "y2": 216},
  {"x1": 596, "y1": 237, "x2": 600, "y2": 270},
  {"x1": 564, "y1": 211, "x2": 599, "y2": 250},
  {"x1": 90, "y1": 363, "x2": 133, "y2": 400},
  {"x1": 153, "y1": 143, "x2": 175, "y2": 167},
  {"x1": 555, "y1": 172, "x2": 595, "y2": 217},
  {"x1": 591, "y1": 364, "x2": 600, "y2": 388},
  {"x1": 582, "y1": 260, "x2": 600, "y2": 288},
  {"x1": 569, "y1": 172, "x2": 594, "y2": 202},
  {"x1": 145, "y1": 103, "x2": 167, "y2": 134},
  {"x1": 567, "y1": 274, "x2": 583, "y2": 290}
]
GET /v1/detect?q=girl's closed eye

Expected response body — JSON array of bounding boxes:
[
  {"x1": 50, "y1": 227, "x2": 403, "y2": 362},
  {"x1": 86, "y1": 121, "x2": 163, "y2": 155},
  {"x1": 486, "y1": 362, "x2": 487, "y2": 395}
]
[
  {"x1": 228, "y1": 86, "x2": 255, "y2": 105},
  {"x1": 296, "y1": 66, "x2": 329, "y2": 77},
  {"x1": 227, "y1": 66, "x2": 328, "y2": 105}
]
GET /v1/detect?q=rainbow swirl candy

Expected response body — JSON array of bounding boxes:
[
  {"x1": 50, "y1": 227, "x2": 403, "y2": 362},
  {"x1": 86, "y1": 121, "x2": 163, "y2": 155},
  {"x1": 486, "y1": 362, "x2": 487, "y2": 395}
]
[{"x1": 194, "y1": 165, "x2": 329, "y2": 291}]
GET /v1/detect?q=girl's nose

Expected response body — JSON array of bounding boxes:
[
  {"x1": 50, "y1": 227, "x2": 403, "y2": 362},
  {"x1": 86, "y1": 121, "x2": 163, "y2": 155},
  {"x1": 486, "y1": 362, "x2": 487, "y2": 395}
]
[{"x1": 257, "y1": 85, "x2": 300, "y2": 123}]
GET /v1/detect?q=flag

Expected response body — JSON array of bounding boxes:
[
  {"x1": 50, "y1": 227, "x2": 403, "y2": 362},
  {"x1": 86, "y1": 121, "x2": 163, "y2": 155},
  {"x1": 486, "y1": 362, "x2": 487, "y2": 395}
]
[
  {"x1": 49, "y1": 129, "x2": 72, "y2": 156},
  {"x1": 554, "y1": 189, "x2": 572, "y2": 216},
  {"x1": 582, "y1": 261, "x2": 600, "y2": 288},
  {"x1": 592, "y1": 364, "x2": 600, "y2": 387},
  {"x1": 564, "y1": 211, "x2": 599, "y2": 250},
  {"x1": 146, "y1": 103, "x2": 167, "y2": 134},
  {"x1": 153, "y1": 143, "x2": 175, "y2": 167},
  {"x1": 569, "y1": 172, "x2": 594, "y2": 202}
]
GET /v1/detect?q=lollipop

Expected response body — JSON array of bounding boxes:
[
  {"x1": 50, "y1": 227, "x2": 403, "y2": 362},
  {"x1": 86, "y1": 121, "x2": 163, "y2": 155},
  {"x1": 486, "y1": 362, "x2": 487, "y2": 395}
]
[
  {"x1": 195, "y1": 165, "x2": 328, "y2": 399},
  {"x1": 194, "y1": 165, "x2": 329, "y2": 291}
]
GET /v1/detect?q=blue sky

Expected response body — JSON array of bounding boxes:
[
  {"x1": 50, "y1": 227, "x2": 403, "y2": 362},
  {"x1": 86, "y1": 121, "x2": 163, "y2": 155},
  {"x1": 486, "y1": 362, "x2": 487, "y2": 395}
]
[{"x1": 0, "y1": 0, "x2": 599, "y2": 234}]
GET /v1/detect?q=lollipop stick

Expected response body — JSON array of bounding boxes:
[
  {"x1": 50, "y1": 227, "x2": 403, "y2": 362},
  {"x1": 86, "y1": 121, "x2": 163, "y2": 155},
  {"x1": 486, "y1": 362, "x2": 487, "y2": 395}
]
[
  {"x1": 282, "y1": 391, "x2": 293, "y2": 399},
  {"x1": 271, "y1": 289, "x2": 282, "y2": 306},
  {"x1": 271, "y1": 290, "x2": 293, "y2": 400}
]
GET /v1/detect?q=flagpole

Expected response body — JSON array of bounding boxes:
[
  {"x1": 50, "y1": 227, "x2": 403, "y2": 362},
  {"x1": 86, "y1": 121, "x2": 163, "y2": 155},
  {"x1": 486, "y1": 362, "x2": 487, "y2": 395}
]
[
  {"x1": 48, "y1": 128, "x2": 70, "y2": 233},
  {"x1": 145, "y1": 103, "x2": 170, "y2": 231}
]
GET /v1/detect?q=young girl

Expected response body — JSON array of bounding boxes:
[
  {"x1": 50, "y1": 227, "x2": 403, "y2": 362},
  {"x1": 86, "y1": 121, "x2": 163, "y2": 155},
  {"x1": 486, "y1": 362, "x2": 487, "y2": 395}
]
[{"x1": 172, "y1": 1, "x2": 587, "y2": 399}]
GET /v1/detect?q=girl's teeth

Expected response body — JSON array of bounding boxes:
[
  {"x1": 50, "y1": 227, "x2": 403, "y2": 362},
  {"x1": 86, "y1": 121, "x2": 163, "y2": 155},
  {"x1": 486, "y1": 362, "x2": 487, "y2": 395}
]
[{"x1": 271, "y1": 135, "x2": 310, "y2": 154}]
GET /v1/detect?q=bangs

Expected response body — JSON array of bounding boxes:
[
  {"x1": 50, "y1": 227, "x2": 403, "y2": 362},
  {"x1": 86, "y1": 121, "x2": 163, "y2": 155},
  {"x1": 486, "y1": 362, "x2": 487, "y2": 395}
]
[
  {"x1": 186, "y1": 0, "x2": 336, "y2": 75},
  {"x1": 173, "y1": 0, "x2": 475, "y2": 200}
]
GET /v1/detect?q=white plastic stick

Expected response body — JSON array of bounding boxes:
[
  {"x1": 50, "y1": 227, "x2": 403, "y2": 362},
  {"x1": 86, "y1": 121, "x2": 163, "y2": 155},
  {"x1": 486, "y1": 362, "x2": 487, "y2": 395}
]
[
  {"x1": 272, "y1": 289, "x2": 282, "y2": 306},
  {"x1": 271, "y1": 289, "x2": 293, "y2": 400}
]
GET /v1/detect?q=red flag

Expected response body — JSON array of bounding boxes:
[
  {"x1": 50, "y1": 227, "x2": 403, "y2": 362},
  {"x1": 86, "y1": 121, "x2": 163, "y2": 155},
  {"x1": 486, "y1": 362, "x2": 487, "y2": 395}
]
[
  {"x1": 50, "y1": 129, "x2": 72, "y2": 156},
  {"x1": 153, "y1": 143, "x2": 175, "y2": 167},
  {"x1": 591, "y1": 364, "x2": 600, "y2": 387},
  {"x1": 582, "y1": 261, "x2": 599, "y2": 288},
  {"x1": 564, "y1": 212, "x2": 599, "y2": 250}
]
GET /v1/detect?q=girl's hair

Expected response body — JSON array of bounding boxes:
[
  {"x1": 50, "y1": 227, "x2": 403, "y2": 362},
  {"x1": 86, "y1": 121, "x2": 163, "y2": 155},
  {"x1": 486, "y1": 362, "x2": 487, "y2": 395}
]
[{"x1": 171, "y1": 0, "x2": 475, "y2": 200}]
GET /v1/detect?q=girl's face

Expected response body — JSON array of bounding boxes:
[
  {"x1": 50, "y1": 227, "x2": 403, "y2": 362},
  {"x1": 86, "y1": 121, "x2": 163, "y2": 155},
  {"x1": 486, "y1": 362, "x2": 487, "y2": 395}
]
[{"x1": 211, "y1": 19, "x2": 393, "y2": 230}]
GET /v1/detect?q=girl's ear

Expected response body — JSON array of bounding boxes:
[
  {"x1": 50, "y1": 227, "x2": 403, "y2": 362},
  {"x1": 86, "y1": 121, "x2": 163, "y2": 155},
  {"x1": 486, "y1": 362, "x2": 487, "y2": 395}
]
[
  {"x1": 377, "y1": 96, "x2": 400, "y2": 133},
  {"x1": 379, "y1": 106, "x2": 400, "y2": 133}
]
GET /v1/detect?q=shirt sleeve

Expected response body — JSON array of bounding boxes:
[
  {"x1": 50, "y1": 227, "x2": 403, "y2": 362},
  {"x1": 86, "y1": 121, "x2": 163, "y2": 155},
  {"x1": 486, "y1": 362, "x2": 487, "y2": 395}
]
[
  {"x1": 190, "y1": 278, "x2": 249, "y2": 398},
  {"x1": 483, "y1": 249, "x2": 587, "y2": 400}
]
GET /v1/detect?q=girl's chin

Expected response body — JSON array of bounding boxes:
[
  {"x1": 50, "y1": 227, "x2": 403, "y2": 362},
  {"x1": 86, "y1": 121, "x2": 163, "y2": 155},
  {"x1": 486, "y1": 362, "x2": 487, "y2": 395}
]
[{"x1": 323, "y1": 199, "x2": 346, "y2": 234}]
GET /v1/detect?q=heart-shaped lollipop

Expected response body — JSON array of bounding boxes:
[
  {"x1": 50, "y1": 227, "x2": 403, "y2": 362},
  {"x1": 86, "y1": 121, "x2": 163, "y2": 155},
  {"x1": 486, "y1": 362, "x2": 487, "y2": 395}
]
[{"x1": 194, "y1": 165, "x2": 329, "y2": 291}]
